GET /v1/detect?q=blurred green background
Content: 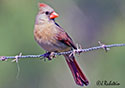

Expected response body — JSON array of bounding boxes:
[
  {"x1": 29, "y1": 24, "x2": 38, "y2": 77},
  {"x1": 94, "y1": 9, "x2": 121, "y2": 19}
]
[{"x1": 0, "y1": 0, "x2": 125, "y2": 88}]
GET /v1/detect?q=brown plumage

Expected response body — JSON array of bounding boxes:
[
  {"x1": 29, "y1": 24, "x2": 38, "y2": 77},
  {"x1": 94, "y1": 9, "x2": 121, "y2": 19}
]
[{"x1": 34, "y1": 3, "x2": 89, "y2": 86}]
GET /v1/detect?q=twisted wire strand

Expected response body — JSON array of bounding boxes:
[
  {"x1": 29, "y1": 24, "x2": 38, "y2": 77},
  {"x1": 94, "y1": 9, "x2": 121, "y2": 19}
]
[{"x1": 0, "y1": 43, "x2": 125, "y2": 61}]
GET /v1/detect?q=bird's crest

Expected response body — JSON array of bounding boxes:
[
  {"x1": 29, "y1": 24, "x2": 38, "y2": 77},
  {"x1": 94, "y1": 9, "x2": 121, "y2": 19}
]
[{"x1": 38, "y1": 3, "x2": 47, "y2": 8}]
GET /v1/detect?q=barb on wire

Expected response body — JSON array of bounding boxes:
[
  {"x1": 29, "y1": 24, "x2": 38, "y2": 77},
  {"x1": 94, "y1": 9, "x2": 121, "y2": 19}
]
[{"x1": 0, "y1": 43, "x2": 125, "y2": 61}]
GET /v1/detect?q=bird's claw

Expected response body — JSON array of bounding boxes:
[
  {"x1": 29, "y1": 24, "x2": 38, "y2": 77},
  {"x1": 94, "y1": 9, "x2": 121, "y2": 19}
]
[
  {"x1": 48, "y1": 52, "x2": 56, "y2": 60},
  {"x1": 43, "y1": 52, "x2": 56, "y2": 61}
]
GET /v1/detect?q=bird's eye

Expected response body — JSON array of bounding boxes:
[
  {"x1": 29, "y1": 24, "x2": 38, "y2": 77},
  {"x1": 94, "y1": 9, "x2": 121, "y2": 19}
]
[{"x1": 45, "y1": 11, "x2": 49, "y2": 15}]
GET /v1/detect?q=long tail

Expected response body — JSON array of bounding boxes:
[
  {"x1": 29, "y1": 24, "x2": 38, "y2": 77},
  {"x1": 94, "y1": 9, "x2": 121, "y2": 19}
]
[{"x1": 64, "y1": 54, "x2": 89, "y2": 86}]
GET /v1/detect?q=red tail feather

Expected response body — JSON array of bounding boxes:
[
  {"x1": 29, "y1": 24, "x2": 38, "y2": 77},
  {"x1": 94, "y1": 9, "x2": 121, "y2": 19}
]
[{"x1": 64, "y1": 54, "x2": 89, "y2": 86}]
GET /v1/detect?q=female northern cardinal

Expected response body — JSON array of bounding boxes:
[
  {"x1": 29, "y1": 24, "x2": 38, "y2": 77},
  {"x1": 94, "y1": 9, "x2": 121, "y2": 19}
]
[{"x1": 34, "y1": 3, "x2": 89, "y2": 86}]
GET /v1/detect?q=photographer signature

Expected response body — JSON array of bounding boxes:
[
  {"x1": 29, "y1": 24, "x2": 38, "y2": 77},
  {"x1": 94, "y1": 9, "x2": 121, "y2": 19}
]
[{"x1": 96, "y1": 80, "x2": 120, "y2": 86}]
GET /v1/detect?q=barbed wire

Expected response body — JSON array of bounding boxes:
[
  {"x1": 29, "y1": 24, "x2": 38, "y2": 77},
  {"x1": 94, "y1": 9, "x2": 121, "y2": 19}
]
[{"x1": 0, "y1": 42, "x2": 125, "y2": 62}]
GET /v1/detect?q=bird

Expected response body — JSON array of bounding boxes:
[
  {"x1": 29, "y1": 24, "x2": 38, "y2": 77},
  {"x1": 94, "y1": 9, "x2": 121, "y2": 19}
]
[{"x1": 34, "y1": 3, "x2": 89, "y2": 86}]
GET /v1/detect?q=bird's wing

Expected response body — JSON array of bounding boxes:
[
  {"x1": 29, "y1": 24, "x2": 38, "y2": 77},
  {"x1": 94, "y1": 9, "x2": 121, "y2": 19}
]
[{"x1": 55, "y1": 24, "x2": 77, "y2": 49}]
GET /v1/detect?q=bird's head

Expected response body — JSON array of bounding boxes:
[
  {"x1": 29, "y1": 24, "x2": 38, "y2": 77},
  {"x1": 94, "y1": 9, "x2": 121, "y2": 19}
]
[{"x1": 37, "y1": 3, "x2": 59, "y2": 21}]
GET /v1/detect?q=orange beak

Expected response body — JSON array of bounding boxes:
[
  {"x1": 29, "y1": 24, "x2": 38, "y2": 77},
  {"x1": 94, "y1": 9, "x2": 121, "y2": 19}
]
[{"x1": 50, "y1": 11, "x2": 59, "y2": 19}]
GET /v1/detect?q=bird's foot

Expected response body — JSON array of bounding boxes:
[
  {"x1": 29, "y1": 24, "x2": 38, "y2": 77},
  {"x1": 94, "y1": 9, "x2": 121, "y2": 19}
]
[
  {"x1": 43, "y1": 52, "x2": 56, "y2": 61},
  {"x1": 49, "y1": 52, "x2": 56, "y2": 60}
]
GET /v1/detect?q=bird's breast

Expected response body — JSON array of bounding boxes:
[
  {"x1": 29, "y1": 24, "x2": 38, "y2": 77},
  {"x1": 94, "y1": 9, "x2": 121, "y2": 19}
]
[
  {"x1": 34, "y1": 23, "x2": 58, "y2": 42},
  {"x1": 34, "y1": 24, "x2": 70, "y2": 52}
]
